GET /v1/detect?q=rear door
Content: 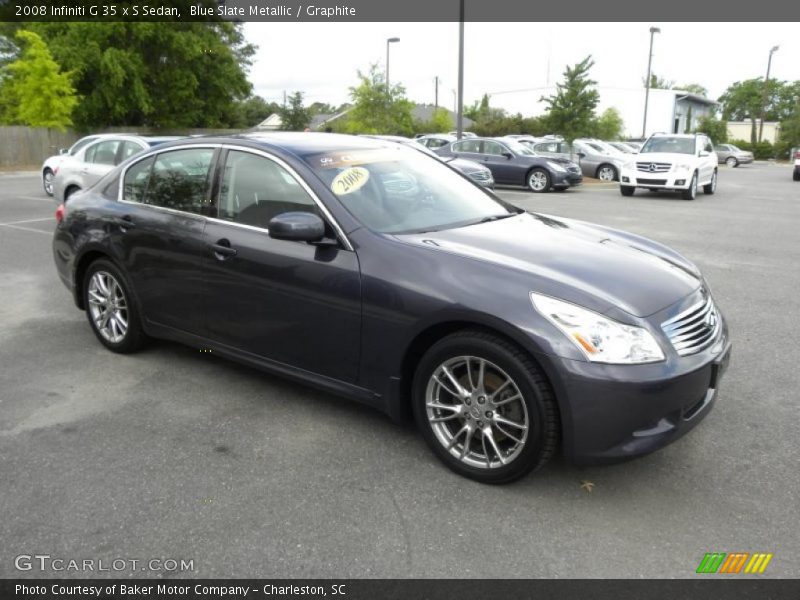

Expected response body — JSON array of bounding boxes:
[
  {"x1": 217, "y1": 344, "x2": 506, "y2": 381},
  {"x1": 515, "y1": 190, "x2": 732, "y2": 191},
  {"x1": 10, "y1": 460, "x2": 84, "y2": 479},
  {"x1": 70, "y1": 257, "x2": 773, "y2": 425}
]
[
  {"x1": 115, "y1": 146, "x2": 217, "y2": 334},
  {"x1": 201, "y1": 148, "x2": 361, "y2": 383},
  {"x1": 82, "y1": 139, "x2": 122, "y2": 187}
]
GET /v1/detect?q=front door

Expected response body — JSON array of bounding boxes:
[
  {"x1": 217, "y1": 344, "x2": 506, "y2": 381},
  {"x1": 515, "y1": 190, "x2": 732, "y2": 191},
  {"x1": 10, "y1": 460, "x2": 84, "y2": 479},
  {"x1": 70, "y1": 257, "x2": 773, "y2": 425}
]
[{"x1": 202, "y1": 149, "x2": 361, "y2": 383}]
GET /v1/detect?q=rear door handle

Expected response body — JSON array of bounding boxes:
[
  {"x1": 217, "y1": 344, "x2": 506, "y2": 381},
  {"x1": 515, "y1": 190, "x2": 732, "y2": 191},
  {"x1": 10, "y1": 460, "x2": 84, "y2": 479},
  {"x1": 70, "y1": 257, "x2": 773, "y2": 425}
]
[
  {"x1": 210, "y1": 239, "x2": 237, "y2": 260},
  {"x1": 114, "y1": 215, "x2": 136, "y2": 231}
]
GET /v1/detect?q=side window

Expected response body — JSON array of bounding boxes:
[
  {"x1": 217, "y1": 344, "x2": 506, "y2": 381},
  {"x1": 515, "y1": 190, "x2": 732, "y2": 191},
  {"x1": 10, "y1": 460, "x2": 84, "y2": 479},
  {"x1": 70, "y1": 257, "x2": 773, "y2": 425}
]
[
  {"x1": 69, "y1": 136, "x2": 98, "y2": 156},
  {"x1": 704, "y1": 137, "x2": 714, "y2": 153},
  {"x1": 87, "y1": 140, "x2": 121, "y2": 165},
  {"x1": 123, "y1": 156, "x2": 155, "y2": 203},
  {"x1": 453, "y1": 140, "x2": 481, "y2": 153},
  {"x1": 428, "y1": 138, "x2": 447, "y2": 149},
  {"x1": 120, "y1": 141, "x2": 145, "y2": 163},
  {"x1": 483, "y1": 142, "x2": 504, "y2": 156},
  {"x1": 143, "y1": 149, "x2": 214, "y2": 214},
  {"x1": 218, "y1": 150, "x2": 319, "y2": 229}
]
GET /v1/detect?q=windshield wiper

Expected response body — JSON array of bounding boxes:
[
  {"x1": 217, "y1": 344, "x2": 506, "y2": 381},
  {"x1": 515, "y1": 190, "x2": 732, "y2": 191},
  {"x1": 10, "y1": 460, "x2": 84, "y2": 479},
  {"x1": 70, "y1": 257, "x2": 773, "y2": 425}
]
[{"x1": 477, "y1": 213, "x2": 517, "y2": 224}]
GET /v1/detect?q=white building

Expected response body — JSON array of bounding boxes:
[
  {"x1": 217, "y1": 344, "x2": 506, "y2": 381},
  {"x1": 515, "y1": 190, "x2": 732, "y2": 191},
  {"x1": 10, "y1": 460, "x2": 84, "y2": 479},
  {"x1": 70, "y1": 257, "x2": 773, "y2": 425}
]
[{"x1": 495, "y1": 86, "x2": 718, "y2": 139}]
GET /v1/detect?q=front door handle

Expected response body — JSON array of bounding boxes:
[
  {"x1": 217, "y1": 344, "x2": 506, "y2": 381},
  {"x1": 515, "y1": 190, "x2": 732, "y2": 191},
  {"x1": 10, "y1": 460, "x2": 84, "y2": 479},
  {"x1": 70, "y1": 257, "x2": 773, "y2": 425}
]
[
  {"x1": 113, "y1": 215, "x2": 136, "y2": 231},
  {"x1": 210, "y1": 239, "x2": 237, "y2": 260}
]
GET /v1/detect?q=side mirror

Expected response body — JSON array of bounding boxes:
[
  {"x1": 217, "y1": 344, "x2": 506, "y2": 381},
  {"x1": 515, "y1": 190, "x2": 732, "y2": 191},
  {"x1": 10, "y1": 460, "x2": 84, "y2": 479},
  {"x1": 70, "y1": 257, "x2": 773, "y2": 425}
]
[
  {"x1": 268, "y1": 212, "x2": 325, "y2": 243},
  {"x1": 502, "y1": 152, "x2": 513, "y2": 159},
  {"x1": 59, "y1": 148, "x2": 68, "y2": 155},
  {"x1": 577, "y1": 152, "x2": 586, "y2": 159}
]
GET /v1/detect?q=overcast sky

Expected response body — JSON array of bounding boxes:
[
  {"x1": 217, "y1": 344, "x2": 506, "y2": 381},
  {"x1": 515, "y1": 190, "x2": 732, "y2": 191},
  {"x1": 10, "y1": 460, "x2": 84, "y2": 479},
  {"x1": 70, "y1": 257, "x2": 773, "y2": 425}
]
[{"x1": 244, "y1": 22, "x2": 800, "y2": 115}]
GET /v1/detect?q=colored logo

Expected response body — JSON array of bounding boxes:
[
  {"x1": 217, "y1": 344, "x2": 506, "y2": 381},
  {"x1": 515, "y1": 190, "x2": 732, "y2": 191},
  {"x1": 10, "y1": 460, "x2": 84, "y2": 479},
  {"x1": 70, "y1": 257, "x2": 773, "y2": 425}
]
[{"x1": 696, "y1": 552, "x2": 773, "y2": 574}]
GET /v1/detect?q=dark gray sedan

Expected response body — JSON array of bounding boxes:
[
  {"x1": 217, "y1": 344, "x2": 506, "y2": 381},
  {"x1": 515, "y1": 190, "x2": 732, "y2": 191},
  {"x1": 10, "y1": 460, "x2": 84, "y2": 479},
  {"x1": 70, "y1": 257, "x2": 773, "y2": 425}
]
[
  {"x1": 435, "y1": 137, "x2": 582, "y2": 192},
  {"x1": 53, "y1": 133, "x2": 730, "y2": 484}
]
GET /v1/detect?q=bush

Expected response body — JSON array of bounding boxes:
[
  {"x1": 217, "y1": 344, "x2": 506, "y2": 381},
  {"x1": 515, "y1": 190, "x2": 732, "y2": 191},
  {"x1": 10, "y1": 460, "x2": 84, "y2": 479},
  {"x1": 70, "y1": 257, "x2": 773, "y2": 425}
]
[{"x1": 728, "y1": 139, "x2": 775, "y2": 160}]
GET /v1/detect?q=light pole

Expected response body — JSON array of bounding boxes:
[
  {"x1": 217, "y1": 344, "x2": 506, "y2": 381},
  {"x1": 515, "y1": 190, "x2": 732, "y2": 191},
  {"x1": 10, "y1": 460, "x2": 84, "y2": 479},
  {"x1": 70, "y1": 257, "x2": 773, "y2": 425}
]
[
  {"x1": 456, "y1": 0, "x2": 465, "y2": 140},
  {"x1": 386, "y1": 37, "x2": 400, "y2": 90},
  {"x1": 642, "y1": 26, "x2": 661, "y2": 139},
  {"x1": 758, "y1": 45, "x2": 779, "y2": 143}
]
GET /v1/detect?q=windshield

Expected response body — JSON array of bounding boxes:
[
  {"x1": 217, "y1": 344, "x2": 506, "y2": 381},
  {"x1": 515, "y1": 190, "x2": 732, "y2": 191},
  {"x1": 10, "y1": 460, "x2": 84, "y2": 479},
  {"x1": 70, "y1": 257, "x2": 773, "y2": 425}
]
[
  {"x1": 503, "y1": 140, "x2": 537, "y2": 156},
  {"x1": 641, "y1": 137, "x2": 695, "y2": 155},
  {"x1": 305, "y1": 147, "x2": 516, "y2": 234}
]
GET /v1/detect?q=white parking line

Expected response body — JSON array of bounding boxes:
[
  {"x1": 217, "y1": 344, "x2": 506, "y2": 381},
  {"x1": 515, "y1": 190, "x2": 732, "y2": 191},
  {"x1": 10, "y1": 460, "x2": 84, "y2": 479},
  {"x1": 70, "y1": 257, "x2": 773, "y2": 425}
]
[
  {"x1": 0, "y1": 223, "x2": 52, "y2": 236},
  {"x1": 0, "y1": 195, "x2": 55, "y2": 203},
  {"x1": 0, "y1": 217, "x2": 54, "y2": 226}
]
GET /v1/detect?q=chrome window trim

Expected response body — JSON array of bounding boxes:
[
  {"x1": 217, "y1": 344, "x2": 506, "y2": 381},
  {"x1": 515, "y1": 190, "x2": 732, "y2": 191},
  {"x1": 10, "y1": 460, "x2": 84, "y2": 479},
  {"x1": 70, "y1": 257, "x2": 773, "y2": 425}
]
[{"x1": 117, "y1": 143, "x2": 353, "y2": 251}]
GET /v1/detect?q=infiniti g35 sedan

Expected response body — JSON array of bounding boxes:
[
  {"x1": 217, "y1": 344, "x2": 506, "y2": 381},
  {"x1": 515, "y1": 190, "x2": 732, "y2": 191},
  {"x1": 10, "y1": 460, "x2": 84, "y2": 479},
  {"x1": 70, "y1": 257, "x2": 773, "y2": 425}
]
[{"x1": 53, "y1": 133, "x2": 731, "y2": 484}]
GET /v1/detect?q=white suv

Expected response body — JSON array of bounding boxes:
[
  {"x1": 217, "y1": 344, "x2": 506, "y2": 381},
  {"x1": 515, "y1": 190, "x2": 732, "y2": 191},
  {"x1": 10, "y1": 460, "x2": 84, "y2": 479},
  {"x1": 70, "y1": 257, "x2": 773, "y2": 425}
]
[
  {"x1": 792, "y1": 147, "x2": 799, "y2": 181},
  {"x1": 619, "y1": 133, "x2": 718, "y2": 200}
]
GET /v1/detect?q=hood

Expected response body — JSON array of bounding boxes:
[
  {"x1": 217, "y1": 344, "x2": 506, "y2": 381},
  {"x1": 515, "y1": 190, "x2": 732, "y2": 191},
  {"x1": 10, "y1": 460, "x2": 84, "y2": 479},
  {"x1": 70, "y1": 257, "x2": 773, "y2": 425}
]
[
  {"x1": 633, "y1": 152, "x2": 698, "y2": 164},
  {"x1": 394, "y1": 212, "x2": 701, "y2": 317}
]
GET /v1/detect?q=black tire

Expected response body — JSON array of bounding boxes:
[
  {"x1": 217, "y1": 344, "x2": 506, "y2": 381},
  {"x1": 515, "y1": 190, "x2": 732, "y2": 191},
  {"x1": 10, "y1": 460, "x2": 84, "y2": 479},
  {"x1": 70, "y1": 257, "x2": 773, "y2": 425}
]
[
  {"x1": 43, "y1": 168, "x2": 54, "y2": 196},
  {"x1": 83, "y1": 259, "x2": 146, "y2": 354},
  {"x1": 793, "y1": 170, "x2": 800, "y2": 181},
  {"x1": 620, "y1": 185, "x2": 635, "y2": 196},
  {"x1": 703, "y1": 170, "x2": 717, "y2": 195},
  {"x1": 412, "y1": 329, "x2": 559, "y2": 484},
  {"x1": 553, "y1": 187, "x2": 568, "y2": 193},
  {"x1": 726, "y1": 156, "x2": 738, "y2": 168},
  {"x1": 596, "y1": 164, "x2": 618, "y2": 182},
  {"x1": 527, "y1": 168, "x2": 552, "y2": 193},
  {"x1": 682, "y1": 172, "x2": 698, "y2": 200}
]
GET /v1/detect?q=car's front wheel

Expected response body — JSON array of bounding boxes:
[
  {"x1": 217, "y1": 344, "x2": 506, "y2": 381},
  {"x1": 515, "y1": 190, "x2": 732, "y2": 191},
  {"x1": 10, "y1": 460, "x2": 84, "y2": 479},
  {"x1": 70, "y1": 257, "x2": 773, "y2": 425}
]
[
  {"x1": 84, "y1": 259, "x2": 146, "y2": 353},
  {"x1": 726, "y1": 157, "x2": 738, "y2": 168},
  {"x1": 703, "y1": 170, "x2": 717, "y2": 195},
  {"x1": 596, "y1": 164, "x2": 618, "y2": 182},
  {"x1": 412, "y1": 330, "x2": 559, "y2": 484},
  {"x1": 43, "y1": 169, "x2": 54, "y2": 196},
  {"x1": 682, "y1": 172, "x2": 698, "y2": 200},
  {"x1": 620, "y1": 185, "x2": 635, "y2": 196},
  {"x1": 527, "y1": 168, "x2": 551, "y2": 193}
]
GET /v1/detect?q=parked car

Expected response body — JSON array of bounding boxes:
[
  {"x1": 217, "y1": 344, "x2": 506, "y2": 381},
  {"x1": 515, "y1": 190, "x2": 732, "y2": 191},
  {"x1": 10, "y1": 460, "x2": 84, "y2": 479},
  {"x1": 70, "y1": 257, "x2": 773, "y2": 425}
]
[
  {"x1": 416, "y1": 134, "x2": 456, "y2": 151},
  {"x1": 435, "y1": 137, "x2": 582, "y2": 192},
  {"x1": 715, "y1": 144, "x2": 754, "y2": 168},
  {"x1": 793, "y1": 148, "x2": 800, "y2": 181},
  {"x1": 53, "y1": 133, "x2": 730, "y2": 483},
  {"x1": 532, "y1": 139, "x2": 625, "y2": 182},
  {"x1": 619, "y1": 133, "x2": 718, "y2": 200},
  {"x1": 608, "y1": 141, "x2": 638, "y2": 154},
  {"x1": 447, "y1": 131, "x2": 477, "y2": 138},
  {"x1": 41, "y1": 133, "x2": 134, "y2": 196},
  {"x1": 52, "y1": 135, "x2": 181, "y2": 203},
  {"x1": 361, "y1": 134, "x2": 494, "y2": 188}
]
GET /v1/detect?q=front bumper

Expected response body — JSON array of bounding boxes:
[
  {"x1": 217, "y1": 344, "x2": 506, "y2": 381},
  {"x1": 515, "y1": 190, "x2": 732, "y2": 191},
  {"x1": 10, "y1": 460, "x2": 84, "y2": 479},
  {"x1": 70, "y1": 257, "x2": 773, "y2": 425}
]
[
  {"x1": 552, "y1": 170, "x2": 583, "y2": 189},
  {"x1": 533, "y1": 299, "x2": 731, "y2": 465},
  {"x1": 620, "y1": 168, "x2": 694, "y2": 190}
]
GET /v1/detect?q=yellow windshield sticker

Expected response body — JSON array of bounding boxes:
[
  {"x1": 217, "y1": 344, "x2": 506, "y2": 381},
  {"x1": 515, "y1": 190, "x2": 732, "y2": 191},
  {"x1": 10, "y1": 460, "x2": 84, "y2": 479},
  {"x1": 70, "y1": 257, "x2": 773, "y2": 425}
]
[{"x1": 331, "y1": 167, "x2": 370, "y2": 195}]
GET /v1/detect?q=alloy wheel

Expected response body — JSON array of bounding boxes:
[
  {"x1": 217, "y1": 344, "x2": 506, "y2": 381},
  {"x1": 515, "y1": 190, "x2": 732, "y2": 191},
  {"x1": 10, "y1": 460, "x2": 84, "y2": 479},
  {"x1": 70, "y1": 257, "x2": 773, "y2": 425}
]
[
  {"x1": 425, "y1": 356, "x2": 529, "y2": 469},
  {"x1": 43, "y1": 171, "x2": 54, "y2": 196},
  {"x1": 598, "y1": 166, "x2": 616, "y2": 181},
  {"x1": 87, "y1": 271, "x2": 129, "y2": 344},
  {"x1": 529, "y1": 171, "x2": 548, "y2": 192},
  {"x1": 726, "y1": 157, "x2": 737, "y2": 168}
]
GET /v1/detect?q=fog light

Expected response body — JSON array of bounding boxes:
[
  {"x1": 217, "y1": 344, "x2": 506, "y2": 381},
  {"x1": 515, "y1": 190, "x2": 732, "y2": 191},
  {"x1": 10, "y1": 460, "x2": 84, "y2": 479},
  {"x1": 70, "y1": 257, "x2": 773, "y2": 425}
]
[
  {"x1": 675, "y1": 179, "x2": 685, "y2": 185},
  {"x1": 621, "y1": 176, "x2": 629, "y2": 183}
]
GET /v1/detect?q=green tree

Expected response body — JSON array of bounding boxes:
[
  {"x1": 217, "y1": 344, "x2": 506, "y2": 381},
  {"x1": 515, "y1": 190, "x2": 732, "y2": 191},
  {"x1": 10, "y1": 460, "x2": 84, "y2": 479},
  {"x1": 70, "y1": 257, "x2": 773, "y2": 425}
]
[
  {"x1": 718, "y1": 78, "x2": 789, "y2": 144},
  {"x1": 339, "y1": 64, "x2": 414, "y2": 135},
  {"x1": 695, "y1": 115, "x2": 728, "y2": 144},
  {"x1": 229, "y1": 95, "x2": 280, "y2": 129},
  {"x1": 279, "y1": 91, "x2": 310, "y2": 131},
  {"x1": 541, "y1": 56, "x2": 599, "y2": 143},
  {"x1": 0, "y1": 30, "x2": 78, "y2": 129},
  {"x1": 678, "y1": 83, "x2": 709, "y2": 97},
  {"x1": 414, "y1": 106, "x2": 451, "y2": 134},
  {"x1": 643, "y1": 74, "x2": 674, "y2": 89},
  {"x1": 592, "y1": 107, "x2": 624, "y2": 140},
  {"x1": 308, "y1": 101, "x2": 336, "y2": 116},
  {"x1": 465, "y1": 93, "x2": 490, "y2": 121},
  {"x1": 17, "y1": 21, "x2": 254, "y2": 128}
]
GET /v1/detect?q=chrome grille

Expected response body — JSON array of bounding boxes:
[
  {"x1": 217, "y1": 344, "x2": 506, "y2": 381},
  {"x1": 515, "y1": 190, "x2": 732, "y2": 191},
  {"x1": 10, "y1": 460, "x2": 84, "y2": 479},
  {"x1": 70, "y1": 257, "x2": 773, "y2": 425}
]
[
  {"x1": 661, "y1": 294, "x2": 720, "y2": 356},
  {"x1": 637, "y1": 162, "x2": 671, "y2": 173}
]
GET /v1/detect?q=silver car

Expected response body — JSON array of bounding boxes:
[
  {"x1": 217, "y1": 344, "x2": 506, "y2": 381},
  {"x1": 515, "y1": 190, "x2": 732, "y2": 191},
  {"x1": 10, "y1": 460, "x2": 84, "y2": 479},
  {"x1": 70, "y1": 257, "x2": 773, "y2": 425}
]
[
  {"x1": 531, "y1": 138, "x2": 625, "y2": 181},
  {"x1": 715, "y1": 144, "x2": 754, "y2": 168},
  {"x1": 53, "y1": 135, "x2": 181, "y2": 202}
]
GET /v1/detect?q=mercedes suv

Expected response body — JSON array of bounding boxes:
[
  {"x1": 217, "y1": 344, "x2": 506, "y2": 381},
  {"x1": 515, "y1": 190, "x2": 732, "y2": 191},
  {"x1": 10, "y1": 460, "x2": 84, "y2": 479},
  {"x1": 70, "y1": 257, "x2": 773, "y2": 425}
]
[{"x1": 619, "y1": 133, "x2": 718, "y2": 200}]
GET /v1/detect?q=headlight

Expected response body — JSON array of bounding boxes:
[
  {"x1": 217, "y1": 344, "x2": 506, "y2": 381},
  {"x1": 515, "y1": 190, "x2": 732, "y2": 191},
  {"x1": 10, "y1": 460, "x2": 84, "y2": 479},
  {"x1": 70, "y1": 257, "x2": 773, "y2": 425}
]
[
  {"x1": 674, "y1": 163, "x2": 692, "y2": 171},
  {"x1": 623, "y1": 161, "x2": 635, "y2": 170},
  {"x1": 530, "y1": 293, "x2": 665, "y2": 364},
  {"x1": 546, "y1": 161, "x2": 566, "y2": 172}
]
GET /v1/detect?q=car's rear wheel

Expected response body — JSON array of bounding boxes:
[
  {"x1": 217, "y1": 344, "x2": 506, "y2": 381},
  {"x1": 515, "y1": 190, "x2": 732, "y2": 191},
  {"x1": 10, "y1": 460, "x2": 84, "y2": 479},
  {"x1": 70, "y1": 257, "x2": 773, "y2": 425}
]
[
  {"x1": 620, "y1": 185, "x2": 635, "y2": 196},
  {"x1": 527, "y1": 168, "x2": 551, "y2": 193},
  {"x1": 43, "y1": 169, "x2": 54, "y2": 196},
  {"x1": 793, "y1": 170, "x2": 800, "y2": 181},
  {"x1": 412, "y1": 330, "x2": 559, "y2": 484},
  {"x1": 726, "y1": 157, "x2": 738, "y2": 168},
  {"x1": 596, "y1": 164, "x2": 618, "y2": 182},
  {"x1": 84, "y1": 259, "x2": 146, "y2": 353},
  {"x1": 703, "y1": 170, "x2": 717, "y2": 195},
  {"x1": 682, "y1": 172, "x2": 698, "y2": 200}
]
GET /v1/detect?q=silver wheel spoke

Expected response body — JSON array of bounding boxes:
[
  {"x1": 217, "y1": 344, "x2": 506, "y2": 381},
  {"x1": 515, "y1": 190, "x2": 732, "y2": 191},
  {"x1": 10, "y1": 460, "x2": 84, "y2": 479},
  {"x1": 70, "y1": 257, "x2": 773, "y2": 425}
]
[
  {"x1": 88, "y1": 290, "x2": 105, "y2": 305},
  {"x1": 495, "y1": 422, "x2": 524, "y2": 445},
  {"x1": 465, "y1": 357, "x2": 475, "y2": 391},
  {"x1": 488, "y1": 378, "x2": 511, "y2": 401},
  {"x1": 433, "y1": 375, "x2": 460, "y2": 398},
  {"x1": 483, "y1": 428, "x2": 506, "y2": 465},
  {"x1": 446, "y1": 424, "x2": 469, "y2": 450},
  {"x1": 493, "y1": 414, "x2": 527, "y2": 431},
  {"x1": 427, "y1": 402, "x2": 461, "y2": 413},
  {"x1": 476, "y1": 359, "x2": 486, "y2": 392},
  {"x1": 441, "y1": 366, "x2": 468, "y2": 397},
  {"x1": 493, "y1": 392, "x2": 521, "y2": 407},
  {"x1": 460, "y1": 426, "x2": 475, "y2": 460}
]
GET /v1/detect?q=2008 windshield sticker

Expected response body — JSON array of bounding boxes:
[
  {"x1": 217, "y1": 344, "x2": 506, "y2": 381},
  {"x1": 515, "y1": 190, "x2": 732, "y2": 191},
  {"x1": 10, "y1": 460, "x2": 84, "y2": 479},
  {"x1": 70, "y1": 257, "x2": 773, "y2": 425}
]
[{"x1": 332, "y1": 167, "x2": 370, "y2": 195}]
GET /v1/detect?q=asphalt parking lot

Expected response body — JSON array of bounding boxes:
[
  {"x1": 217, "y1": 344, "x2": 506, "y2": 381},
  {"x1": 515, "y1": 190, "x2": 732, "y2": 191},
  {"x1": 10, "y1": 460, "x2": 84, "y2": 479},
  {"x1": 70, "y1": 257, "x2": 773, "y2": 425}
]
[{"x1": 1, "y1": 163, "x2": 798, "y2": 579}]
